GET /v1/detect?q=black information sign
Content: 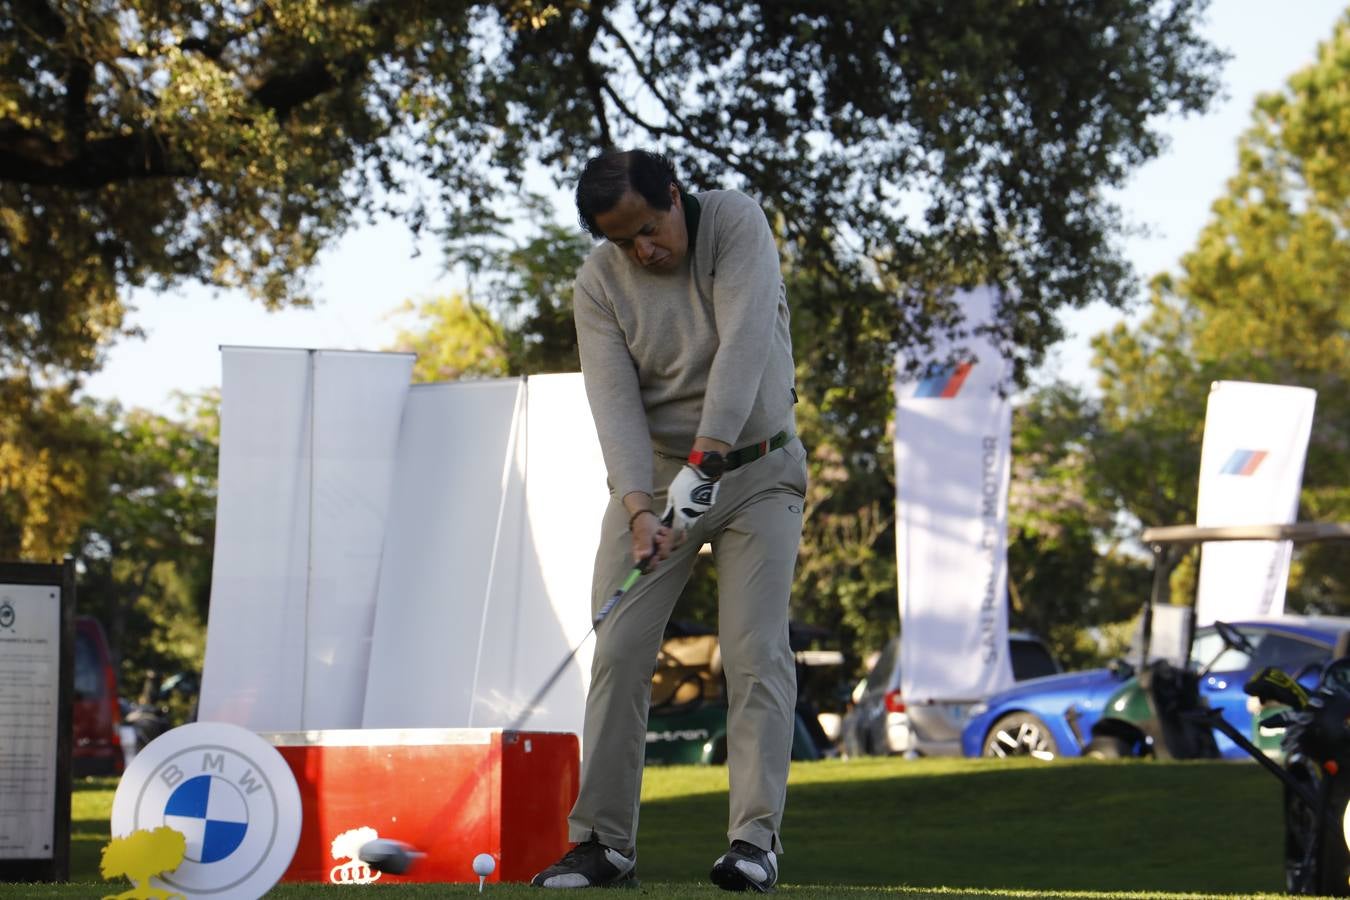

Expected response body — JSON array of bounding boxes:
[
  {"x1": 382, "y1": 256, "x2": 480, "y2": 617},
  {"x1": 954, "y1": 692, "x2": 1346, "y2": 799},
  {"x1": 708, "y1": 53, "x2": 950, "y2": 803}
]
[{"x1": 0, "y1": 560, "x2": 74, "y2": 883}]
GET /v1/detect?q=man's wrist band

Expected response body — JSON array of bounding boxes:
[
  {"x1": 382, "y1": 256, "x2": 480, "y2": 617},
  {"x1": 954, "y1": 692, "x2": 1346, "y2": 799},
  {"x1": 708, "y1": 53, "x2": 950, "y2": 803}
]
[
  {"x1": 687, "y1": 448, "x2": 726, "y2": 480},
  {"x1": 628, "y1": 509, "x2": 656, "y2": 529}
]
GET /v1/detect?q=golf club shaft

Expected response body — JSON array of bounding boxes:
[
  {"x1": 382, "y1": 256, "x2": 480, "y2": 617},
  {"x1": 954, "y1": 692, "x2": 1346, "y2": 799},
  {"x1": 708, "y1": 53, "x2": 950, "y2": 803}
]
[
  {"x1": 507, "y1": 554, "x2": 653, "y2": 731},
  {"x1": 363, "y1": 555, "x2": 656, "y2": 872},
  {"x1": 592, "y1": 557, "x2": 649, "y2": 626}
]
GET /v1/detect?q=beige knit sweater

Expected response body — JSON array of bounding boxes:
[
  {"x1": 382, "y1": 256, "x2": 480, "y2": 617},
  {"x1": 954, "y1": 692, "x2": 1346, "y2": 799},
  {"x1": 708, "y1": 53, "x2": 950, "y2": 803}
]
[{"x1": 573, "y1": 189, "x2": 797, "y2": 501}]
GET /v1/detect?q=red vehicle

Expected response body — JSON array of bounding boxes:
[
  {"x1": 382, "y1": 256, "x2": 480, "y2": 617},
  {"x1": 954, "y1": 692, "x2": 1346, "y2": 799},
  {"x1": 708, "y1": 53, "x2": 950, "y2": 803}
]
[{"x1": 73, "y1": 616, "x2": 123, "y2": 776}]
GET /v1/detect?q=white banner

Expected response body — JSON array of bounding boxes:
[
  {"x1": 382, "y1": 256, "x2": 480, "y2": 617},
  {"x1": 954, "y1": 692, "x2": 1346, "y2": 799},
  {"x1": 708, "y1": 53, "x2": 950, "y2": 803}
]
[
  {"x1": 200, "y1": 348, "x2": 414, "y2": 730},
  {"x1": 1194, "y1": 381, "x2": 1316, "y2": 625},
  {"x1": 362, "y1": 378, "x2": 527, "y2": 728},
  {"x1": 205, "y1": 356, "x2": 610, "y2": 736},
  {"x1": 895, "y1": 286, "x2": 1014, "y2": 702},
  {"x1": 483, "y1": 373, "x2": 609, "y2": 732},
  {"x1": 362, "y1": 374, "x2": 607, "y2": 734},
  {"x1": 303, "y1": 351, "x2": 418, "y2": 727},
  {"x1": 199, "y1": 348, "x2": 312, "y2": 730}
]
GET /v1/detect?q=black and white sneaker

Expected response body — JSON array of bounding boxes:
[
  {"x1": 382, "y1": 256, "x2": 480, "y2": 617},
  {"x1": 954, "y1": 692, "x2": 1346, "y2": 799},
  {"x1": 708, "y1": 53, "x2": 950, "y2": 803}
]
[
  {"x1": 710, "y1": 839, "x2": 778, "y2": 892},
  {"x1": 531, "y1": 839, "x2": 637, "y2": 889}
]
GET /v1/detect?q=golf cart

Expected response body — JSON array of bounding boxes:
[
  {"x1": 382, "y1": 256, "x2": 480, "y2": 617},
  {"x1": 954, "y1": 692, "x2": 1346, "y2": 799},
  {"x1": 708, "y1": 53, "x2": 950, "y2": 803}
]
[
  {"x1": 1146, "y1": 522, "x2": 1350, "y2": 896},
  {"x1": 644, "y1": 620, "x2": 843, "y2": 765},
  {"x1": 1084, "y1": 523, "x2": 1350, "y2": 762}
]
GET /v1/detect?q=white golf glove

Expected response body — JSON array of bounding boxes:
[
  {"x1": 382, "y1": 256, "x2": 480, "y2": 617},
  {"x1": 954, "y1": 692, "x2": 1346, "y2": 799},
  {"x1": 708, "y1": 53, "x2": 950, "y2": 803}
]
[{"x1": 662, "y1": 462, "x2": 721, "y2": 533}]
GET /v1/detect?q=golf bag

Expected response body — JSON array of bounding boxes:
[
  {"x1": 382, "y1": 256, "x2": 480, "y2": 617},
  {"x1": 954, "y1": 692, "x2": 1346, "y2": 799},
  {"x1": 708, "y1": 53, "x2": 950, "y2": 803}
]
[
  {"x1": 1204, "y1": 656, "x2": 1350, "y2": 895},
  {"x1": 1269, "y1": 661, "x2": 1350, "y2": 896}
]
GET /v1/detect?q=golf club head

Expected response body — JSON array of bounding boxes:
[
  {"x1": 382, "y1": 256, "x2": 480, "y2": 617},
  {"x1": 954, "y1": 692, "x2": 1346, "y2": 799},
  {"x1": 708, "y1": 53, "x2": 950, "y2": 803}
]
[
  {"x1": 358, "y1": 838, "x2": 425, "y2": 875},
  {"x1": 1244, "y1": 666, "x2": 1309, "y2": 710}
]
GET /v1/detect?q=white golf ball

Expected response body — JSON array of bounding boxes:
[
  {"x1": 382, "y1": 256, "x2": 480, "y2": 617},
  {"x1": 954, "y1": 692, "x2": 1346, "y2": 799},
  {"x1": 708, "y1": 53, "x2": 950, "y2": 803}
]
[{"x1": 473, "y1": 852, "x2": 496, "y2": 877}]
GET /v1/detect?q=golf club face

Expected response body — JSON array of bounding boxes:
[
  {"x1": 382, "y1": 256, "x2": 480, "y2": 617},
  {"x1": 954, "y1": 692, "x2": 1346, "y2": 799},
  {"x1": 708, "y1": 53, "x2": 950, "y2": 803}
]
[{"x1": 359, "y1": 838, "x2": 424, "y2": 875}]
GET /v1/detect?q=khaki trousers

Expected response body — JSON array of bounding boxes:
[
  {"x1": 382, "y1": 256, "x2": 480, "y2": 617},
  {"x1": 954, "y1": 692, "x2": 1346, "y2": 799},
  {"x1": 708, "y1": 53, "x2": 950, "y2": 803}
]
[{"x1": 567, "y1": 437, "x2": 807, "y2": 855}]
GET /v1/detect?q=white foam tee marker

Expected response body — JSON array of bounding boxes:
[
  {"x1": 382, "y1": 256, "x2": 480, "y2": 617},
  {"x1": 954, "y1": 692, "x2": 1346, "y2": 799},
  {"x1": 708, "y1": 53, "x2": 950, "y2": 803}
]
[{"x1": 472, "y1": 852, "x2": 495, "y2": 892}]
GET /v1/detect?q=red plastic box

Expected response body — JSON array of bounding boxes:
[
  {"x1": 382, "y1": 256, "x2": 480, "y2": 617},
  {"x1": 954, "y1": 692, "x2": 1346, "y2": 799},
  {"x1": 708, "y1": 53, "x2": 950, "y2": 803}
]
[{"x1": 266, "y1": 728, "x2": 578, "y2": 885}]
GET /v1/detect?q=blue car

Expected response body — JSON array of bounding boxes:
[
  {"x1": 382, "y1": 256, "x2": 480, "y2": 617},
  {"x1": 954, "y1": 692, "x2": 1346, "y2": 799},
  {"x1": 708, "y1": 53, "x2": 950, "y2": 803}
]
[{"x1": 961, "y1": 615, "x2": 1350, "y2": 760}]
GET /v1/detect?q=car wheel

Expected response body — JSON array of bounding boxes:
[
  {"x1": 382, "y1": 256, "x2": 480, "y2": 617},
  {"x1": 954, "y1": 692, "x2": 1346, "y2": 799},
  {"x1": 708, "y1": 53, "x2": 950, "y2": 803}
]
[
  {"x1": 1084, "y1": 735, "x2": 1133, "y2": 759},
  {"x1": 982, "y1": 712, "x2": 1059, "y2": 760}
]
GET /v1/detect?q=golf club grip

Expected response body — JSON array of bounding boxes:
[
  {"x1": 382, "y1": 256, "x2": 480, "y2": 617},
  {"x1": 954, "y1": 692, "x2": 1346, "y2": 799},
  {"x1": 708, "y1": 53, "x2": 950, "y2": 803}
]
[{"x1": 592, "y1": 554, "x2": 654, "y2": 627}]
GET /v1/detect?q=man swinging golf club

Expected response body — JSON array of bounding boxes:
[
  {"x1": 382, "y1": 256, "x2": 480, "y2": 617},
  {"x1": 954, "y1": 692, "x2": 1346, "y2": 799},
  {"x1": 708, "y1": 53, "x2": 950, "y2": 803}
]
[{"x1": 531, "y1": 149, "x2": 806, "y2": 892}]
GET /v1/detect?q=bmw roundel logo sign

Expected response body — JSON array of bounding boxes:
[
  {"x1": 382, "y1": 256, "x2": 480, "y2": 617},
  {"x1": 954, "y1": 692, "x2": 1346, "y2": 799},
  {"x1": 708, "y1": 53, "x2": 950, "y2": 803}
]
[{"x1": 111, "y1": 722, "x2": 302, "y2": 898}]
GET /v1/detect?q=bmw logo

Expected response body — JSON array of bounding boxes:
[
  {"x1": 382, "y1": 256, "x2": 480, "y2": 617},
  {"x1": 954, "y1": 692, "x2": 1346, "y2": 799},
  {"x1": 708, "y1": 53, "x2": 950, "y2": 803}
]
[
  {"x1": 111, "y1": 722, "x2": 302, "y2": 898},
  {"x1": 164, "y1": 775, "x2": 250, "y2": 863}
]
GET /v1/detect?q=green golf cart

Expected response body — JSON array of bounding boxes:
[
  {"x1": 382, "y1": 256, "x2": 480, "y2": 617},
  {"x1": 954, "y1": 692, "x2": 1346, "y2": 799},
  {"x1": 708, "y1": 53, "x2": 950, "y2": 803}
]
[
  {"x1": 1084, "y1": 522, "x2": 1350, "y2": 761},
  {"x1": 643, "y1": 622, "x2": 842, "y2": 765}
]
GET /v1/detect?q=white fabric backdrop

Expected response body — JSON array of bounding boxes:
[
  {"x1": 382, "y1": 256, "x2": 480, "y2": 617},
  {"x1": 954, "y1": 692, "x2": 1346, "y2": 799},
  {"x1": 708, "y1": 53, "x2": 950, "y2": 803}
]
[
  {"x1": 199, "y1": 348, "x2": 309, "y2": 729},
  {"x1": 361, "y1": 374, "x2": 607, "y2": 734},
  {"x1": 361, "y1": 379, "x2": 526, "y2": 728},
  {"x1": 895, "y1": 287, "x2": 1014, "y2": 702},
  {"x1": 463, "y1": 373, "x2": 609, "y2": 732},
  {"x1": 202, "y1": 354, "x2": 608, "y2": 736},
  {"x1": 1194, "y1": 381, "x2": 1317, "y2": 625},
  {"x1": 200, "y1": 348, "x2": 413, "y2": 730}
]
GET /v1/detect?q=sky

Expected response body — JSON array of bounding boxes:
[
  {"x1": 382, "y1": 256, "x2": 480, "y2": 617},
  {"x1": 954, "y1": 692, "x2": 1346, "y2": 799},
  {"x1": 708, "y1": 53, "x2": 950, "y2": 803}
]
[{"x1": 83, "y1": 1, "x2": 1349, "y2": 415}]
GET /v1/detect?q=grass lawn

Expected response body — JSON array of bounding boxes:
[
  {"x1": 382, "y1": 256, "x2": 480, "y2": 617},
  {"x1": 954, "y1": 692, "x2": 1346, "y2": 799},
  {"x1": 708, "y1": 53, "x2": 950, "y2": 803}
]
[{"x1": 10, "y1": 756, "x2": 1304, "y2": 899}]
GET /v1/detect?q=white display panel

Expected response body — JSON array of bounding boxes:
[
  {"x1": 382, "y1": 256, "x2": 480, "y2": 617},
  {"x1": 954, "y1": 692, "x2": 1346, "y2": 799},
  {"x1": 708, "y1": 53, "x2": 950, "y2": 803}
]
[
  {"x1": 204, "y1": 354, "x2": 609, "y2": 738},
  {"x1": 362, "y1": 374, "x2": 608, "y2": 735},
  {"x1": 199, "y1": 348, "x2": 313, "y2": 729},
  {"x1": 475, "y1": 373, "x2": 608, "y2": 732},
  {"x1": 201, "y1": 348, "x2": 414, "y2": 730},
  {"x1": 362, "y1": 379, "x2": 527, "y2": 728}
]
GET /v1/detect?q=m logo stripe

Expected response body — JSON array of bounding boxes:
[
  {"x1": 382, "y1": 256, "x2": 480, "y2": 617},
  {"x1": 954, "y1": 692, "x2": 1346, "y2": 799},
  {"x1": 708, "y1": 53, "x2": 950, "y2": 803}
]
[
  {"x1": 914, "y1": 362, "x2": 974, "y2": 398},
  {"x1": 1220, "y1": 449, "x2": 1268, "y2": 476}
]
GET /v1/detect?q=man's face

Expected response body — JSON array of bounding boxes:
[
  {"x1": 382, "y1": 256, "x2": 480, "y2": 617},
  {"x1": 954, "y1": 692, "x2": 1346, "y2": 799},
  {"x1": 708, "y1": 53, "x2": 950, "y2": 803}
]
[{"x1": 594, "y1": 184, "x2": 688, "y2": 273}]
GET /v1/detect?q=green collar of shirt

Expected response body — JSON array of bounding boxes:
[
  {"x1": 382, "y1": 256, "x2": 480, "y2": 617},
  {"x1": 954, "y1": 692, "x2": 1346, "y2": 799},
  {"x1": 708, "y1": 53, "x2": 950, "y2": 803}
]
[{"x1": 681, "y1": 190, "x2": 701, "y2": 246}]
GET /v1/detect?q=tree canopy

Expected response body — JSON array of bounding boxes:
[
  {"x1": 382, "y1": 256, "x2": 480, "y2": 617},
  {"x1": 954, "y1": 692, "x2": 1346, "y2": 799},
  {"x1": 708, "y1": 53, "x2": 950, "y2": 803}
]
[
  {"x1": 0, "y1": 386, "x2": 217, "y2": 691},
  {"x1": 74, "y1": 394, "x2": 218, "y2": 687},
  {"x1": 3, "y1": 0, "x2": 1223, "y2": 393},
  {"x1": 1083, "y1": 11, "x2": 1350, "y2": 613},
  {"x1": 0, "y1": 378, "x2": 105, "y2": 559},
  {"x1": 2, "y1": 0, "x2": 1234, "y2": 679}
]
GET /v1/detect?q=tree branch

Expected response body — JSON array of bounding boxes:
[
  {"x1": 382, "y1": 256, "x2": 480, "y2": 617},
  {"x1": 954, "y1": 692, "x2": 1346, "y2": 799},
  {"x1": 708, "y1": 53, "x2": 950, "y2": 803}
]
[
  {"x1": 13, "y1": 0, "x2": 67, "y2": 42},
  {"x1": 0, "y1": 124, "x2": 191, "y2": 187},
  {"x1": 1, "y1": 54, "x2": 366, "y2": 187},
  {"x1": 1, "y1": 4, "x2": 385, "y2": 188},
  {"x1": 251, "y1": 57, "x2": 341, "y2": 121},
  {"x1": 596, "y1": 17, "x2": 766, "y2": 184},
  {"x1": 576, "y1": 0, "x2": 613, "y2": 147},
  {"x1": 64, "y1": 58, "x2": 92, "y2": 155}
]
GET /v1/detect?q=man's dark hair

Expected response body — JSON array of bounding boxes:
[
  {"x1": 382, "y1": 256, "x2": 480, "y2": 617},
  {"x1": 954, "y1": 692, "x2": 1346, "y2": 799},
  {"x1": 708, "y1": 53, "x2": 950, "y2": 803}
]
[{"x1": 575, "y1": 149, "x2": 681, "y2": 239}]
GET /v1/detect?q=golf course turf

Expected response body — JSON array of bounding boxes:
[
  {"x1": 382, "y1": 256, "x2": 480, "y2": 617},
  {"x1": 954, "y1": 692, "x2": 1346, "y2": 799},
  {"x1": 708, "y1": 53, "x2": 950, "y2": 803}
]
[{"x1": 20, "y1": 756, "x2": 1302, "y2": 898}]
